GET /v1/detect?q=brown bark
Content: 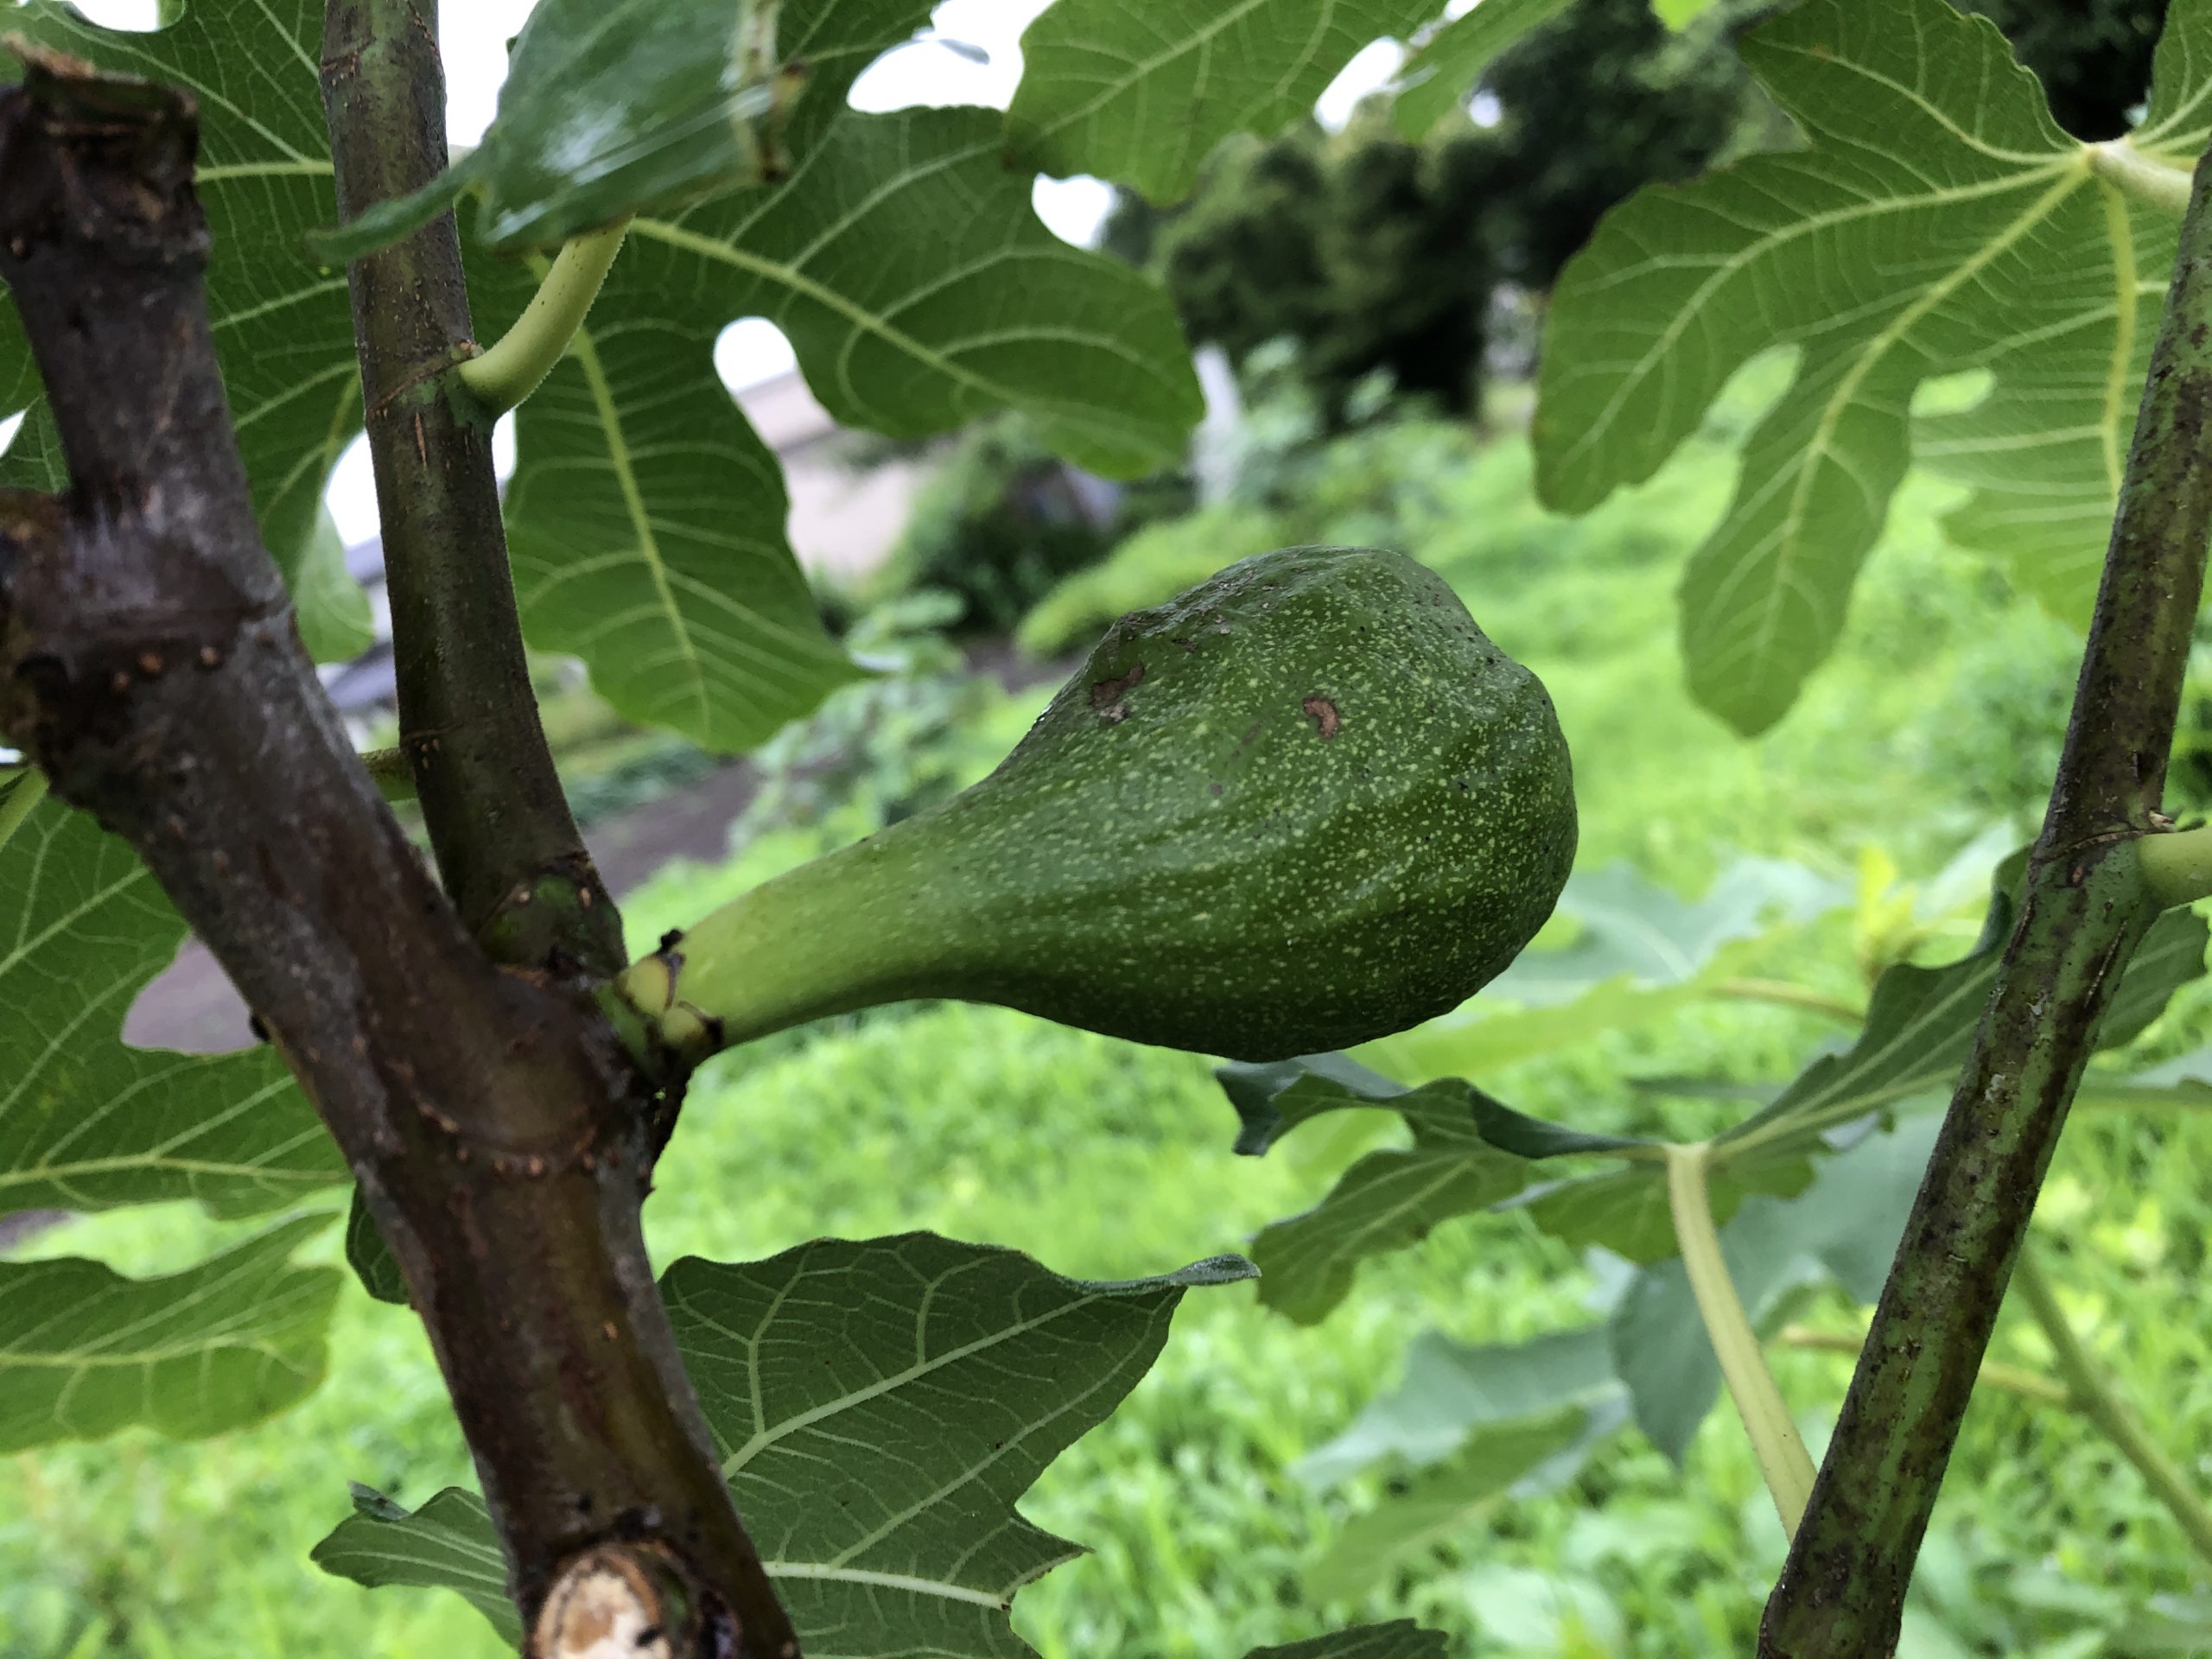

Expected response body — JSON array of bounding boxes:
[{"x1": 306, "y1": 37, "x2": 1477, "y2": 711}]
[{"x1": 0, "y1": 48, "x2": 796, "y2": 1658}]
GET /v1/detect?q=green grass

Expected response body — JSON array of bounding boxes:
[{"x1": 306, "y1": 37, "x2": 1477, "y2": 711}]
[{"x1": 9, "y1": 394, "x2": 2212, "y2": 1657}]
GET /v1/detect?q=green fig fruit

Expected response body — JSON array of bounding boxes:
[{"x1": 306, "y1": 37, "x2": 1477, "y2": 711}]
[{"x1": 620, "y1": 545, "x2": 1576, "y2": 1065}]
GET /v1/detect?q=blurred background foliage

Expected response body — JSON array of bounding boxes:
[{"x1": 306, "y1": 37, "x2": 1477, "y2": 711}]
[
  {"x1": 12, "y1": 1, "x2": 2212, "y2": 1656},
  {"x1": 1102, "y1": 0, "x2": 1777, "y2": 425}
]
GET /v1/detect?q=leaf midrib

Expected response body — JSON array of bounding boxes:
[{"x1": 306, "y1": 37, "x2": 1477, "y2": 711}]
[
  {"x1": 709, "y1": 1283, "x2": 1141, "y2": 1478},
  {"x1": 557, "y1": 323, "x2": 714, "y2": 733},
  {"x1": 1549, "y1": 162, "x2": 2077, "y2": 486},
  {"x1": 1701, "y1": 162, "x2": 2094, "y2": 696},
  {"x1": 628, "y1": 213, "x2": 1169, "y2": 457}
]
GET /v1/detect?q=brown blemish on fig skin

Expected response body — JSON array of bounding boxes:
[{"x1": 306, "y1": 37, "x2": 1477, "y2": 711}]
[
  {"x1": 1303, "y1": 696, "x2": 1341, "y2": 739},
  {"x1": 1090, "y1": 660, "x2": 1146, "y2": 709}
]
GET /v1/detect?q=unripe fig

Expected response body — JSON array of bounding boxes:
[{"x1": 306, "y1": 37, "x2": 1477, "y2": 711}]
[{"x1": 622, "y1": 545, "x2": 1576, "y2": 1064}]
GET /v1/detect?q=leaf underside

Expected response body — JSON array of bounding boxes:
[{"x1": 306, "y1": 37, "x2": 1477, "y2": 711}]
[
  {"x1": 0, "y1": 1216, "x2": 340, "y2": 1452},
  {"x1": 1, "y1": 0, "x2": 365, "y2": 653},
  {"x1": 1226, "y1": 861, "x2": 2209, "y2": 1316},
  {"x1": 1294, "y1": 1117, "x2": 1944, "y2": 1568},
  {"x1": 0, "y1": 786, "x2": 347, "y2": 1449},
  {"x1": 1535, "y1": 0, "x2": 2212, "y2": 733},
  {"x1": 2, "y1": 0, "x2": 1201, "y2": 751},
  {"x1": 1004, "y1": 0, "x2": 1443, "y2": 206},
  {"x1": 1388, "y1": 0, "x2": 1575, "y2": 140},
  {"x1": 319, "y1": 0, "x2": 782, "y2": 258},
  {"x1": 0, "y1": 795, "x2": 340, "y2": 1220},
  {"x1": 1359, "y1": 858, "x2": 1851, "y2": 1077},
  {"x1": 315, "y1": 1234, "x2": 1256, "y2": 1656}
]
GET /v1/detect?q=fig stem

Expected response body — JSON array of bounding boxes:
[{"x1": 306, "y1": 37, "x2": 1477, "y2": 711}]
[{"x1": 607, "y1": 838, "x2": 927, "y2": 1076}]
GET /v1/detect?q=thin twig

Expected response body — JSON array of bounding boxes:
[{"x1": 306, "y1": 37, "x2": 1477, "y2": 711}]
[
  {"x1": 1775, "y1": 1326, "x2": 2070, "y2": 1409},
  {"x1": 2011, "y1": 1249, "x2": 2212, "y2": 1569},
  {"x1": 1708, "y1": 977, "x2": 1866, "y2": 1023},
  {"x1": 320, "y1": 0, "x2": 620, "y2": 976}
]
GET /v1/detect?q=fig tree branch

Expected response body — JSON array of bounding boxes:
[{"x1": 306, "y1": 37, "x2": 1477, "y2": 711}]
[
  {"x1": 0, "y1": 51, "x2": 797, "y2": 1656},
  {"x1": 1786, "y1": 1264, "x2": 2212, "y2": 1573},
  {"x1": 320, "y1": 0, "x2": 620, "y2": 976},
  {"x1": 1761, "y1": 143, "x2": 2212, "y2": 1656}
]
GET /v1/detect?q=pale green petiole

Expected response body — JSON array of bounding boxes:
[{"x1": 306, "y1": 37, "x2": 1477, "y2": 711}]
[
  {"x1": 1665, "y1": 1141, "x2": 1817, "y2": 1535},
  {"x1": 2087, "y1": 137, "x2": 2193, "y2": 216},
  {"x1": 458, "y1": 218, "x2": 632, "y2": 415}
]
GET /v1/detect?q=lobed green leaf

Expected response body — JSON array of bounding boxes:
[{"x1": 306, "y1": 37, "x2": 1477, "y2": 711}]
[
  {"x1": 1296, "y1": 1325, "x2": 1628, "y2": 1492},
  {"x1": 2, "y1": 0, "x2": 368, "y2": 654},
  {"x1": 315, "y1": 1233, "x2": 1255, "y2": 1655},
  {"x1": 620, "y1": 106, "x2": 1202, "y2": 478},
  {"x1": 1291, "y1": 1320, "x2": 1634, "y2": 1597},
  {"x1": 0, "y1": 1215, "x2": 340, "y2": 1452},
  {"x1": 1226, "y1": 856, "x2": 2209, "y2": 1296},
  {"x1": 316, "y1": 0, "x2": 797, "y2": 259},
  {"x1": 1005, "y1": 0, "x2": 1440, "y2": 206},
  {"x1": 1535, "y1": 0, "x2": 2208, "y2": 732},
  {"x1": 1359, "y1": 858, "x2": 1850, "y2": 1077},
  {"x1": 1222, "y1": 1061, "x2": 1650, "y2": 1319},
  {"x1": 447, "y1": 19, "x2": 1200, "y2": 741},
  {"x1": 1293, "y1": 1122, "x2": 1943, "y2": 1568},
  {"x1": 1386, "y1": 0, "x2": 1574, "y2": 140},
  {"x1": 1306, "y1": 1406, "x2": 1587, "y2": 1602},
  {"x1": 3, "y1": 0, "x2": 1201, "y2": 752},
  {"x1": 0, "y1": 794, "x2": 343, "y2": 1219},
  {"x1": 468, "y1": 234, "x2": 862, "y2": 750},
  {"x1": 1513, "y1": 1154, "x2": 1812, "y2": 1267},
  {"x1": 312, "y1": 1485, "x2": 518, "y2": 1643},
  {"x1": 1223, "y1": 1057, "x2": 1773, "y2": 1276},
  {"x1": 1715, "y1": 888, "x2": 2208, "y2": 1170}
]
